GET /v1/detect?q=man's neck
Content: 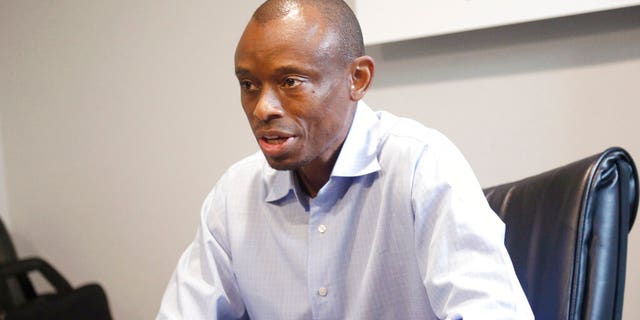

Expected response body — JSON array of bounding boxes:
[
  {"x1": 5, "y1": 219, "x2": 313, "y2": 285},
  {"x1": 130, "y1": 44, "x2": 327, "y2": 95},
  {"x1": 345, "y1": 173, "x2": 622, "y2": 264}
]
[
  {"x1": 295, "y1": 104, "x2": 357, "y2": 198},
  {"x1": 295, "y1": 161, "x2": 333, "y2": 198}
]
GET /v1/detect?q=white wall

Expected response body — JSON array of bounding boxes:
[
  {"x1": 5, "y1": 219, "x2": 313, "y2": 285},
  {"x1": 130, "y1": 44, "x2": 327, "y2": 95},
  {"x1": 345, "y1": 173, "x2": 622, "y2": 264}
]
[
  {"x1": 0, "y1": 119, "x2": 11, "y2": 228},
  {"x1": 0, "y1": 1, "x2": 262, "y2": 318},
  {"x1": 0, "y1": 2, "x2": 638, "y2": 319}
]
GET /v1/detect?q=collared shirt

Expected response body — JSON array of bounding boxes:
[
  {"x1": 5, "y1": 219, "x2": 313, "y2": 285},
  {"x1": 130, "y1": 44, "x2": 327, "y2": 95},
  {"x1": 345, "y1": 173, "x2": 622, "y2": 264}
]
[{"x1": 157, "y1": 102, "x2": 534, "y2": 319}]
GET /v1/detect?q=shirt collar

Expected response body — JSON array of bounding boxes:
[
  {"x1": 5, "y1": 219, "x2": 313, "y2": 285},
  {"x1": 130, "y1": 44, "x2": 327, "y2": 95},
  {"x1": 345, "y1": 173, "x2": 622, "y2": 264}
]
[
  {"x1": 264, "y1": 101, "x2": 382, "y2": 202},
  {"x1": 331, "y1": 101, "x2": 382, "y2": 177}
]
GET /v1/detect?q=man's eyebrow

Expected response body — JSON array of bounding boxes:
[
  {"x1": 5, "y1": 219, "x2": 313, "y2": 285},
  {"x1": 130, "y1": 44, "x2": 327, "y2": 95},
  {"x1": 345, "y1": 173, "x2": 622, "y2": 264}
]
[
  {"x1": 274, "y1": 65, "x2": 306, "y2": 75},
  {"x1": 276, "y1": 65, "x2": 323, "y2": 78},
  {"x1": 235, "y1": 67, "x2": 251, "y2": 77},
  {"x1": 235, "y1": 65, "x2": 318, "y2": 77}
]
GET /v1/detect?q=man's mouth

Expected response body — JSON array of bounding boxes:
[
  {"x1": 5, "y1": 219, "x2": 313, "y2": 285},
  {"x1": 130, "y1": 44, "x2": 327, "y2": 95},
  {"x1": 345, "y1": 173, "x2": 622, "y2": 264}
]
[
  {"x1": 256, "y1": 132, "x2": 296, "y2": 158},
  {"x1": 262, "y1": 136, "x2": 289, "y2": 145}
]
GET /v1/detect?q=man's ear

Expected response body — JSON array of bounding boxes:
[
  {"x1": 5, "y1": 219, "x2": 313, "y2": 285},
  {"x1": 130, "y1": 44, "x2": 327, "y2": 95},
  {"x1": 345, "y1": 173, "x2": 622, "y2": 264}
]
[{"x1": 349, "y1": 56, "x2": 375, "y2": 101}]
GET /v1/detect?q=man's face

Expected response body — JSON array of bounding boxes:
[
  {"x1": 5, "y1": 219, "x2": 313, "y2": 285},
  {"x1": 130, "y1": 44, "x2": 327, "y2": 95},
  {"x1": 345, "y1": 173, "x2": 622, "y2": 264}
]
[{"x1": 234, "y1": 9, "x2": 355, "y2": 171}]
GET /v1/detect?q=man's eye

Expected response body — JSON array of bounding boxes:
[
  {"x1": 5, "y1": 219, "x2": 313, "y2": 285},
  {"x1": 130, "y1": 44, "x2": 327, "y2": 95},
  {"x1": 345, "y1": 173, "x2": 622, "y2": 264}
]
[
  {"x1": 240, "y1": 80, "x2": 256, "y2": 91},
  {"x1": 282, "y1": 77, "x2": 301, "y2": 88}
]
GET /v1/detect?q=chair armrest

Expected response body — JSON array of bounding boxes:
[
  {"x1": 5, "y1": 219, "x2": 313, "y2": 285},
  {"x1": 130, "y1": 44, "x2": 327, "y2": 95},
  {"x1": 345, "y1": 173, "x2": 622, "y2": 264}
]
[{"x1": 0, "y1": 257, "x2": 73, "y2": 294}]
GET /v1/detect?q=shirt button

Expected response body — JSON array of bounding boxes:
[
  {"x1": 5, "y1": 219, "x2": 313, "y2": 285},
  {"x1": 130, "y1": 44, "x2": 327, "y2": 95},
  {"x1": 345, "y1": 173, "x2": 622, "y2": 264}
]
[
  {"x1": 318, "y1": 224, "x2": 327, "y2": 234},
  {"x1": 318, "y1": 287, "x2": 328, "y2": 297}
]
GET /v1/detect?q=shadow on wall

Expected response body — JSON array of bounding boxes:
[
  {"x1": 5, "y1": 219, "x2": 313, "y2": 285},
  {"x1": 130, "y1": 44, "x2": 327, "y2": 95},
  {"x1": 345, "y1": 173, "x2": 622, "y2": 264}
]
[
  {"x1": 367, "y1": 5, "x2": 640, "y2": 88},
  {"x1": 11, "y1": 232, "x2": 38, "y2": 259}
]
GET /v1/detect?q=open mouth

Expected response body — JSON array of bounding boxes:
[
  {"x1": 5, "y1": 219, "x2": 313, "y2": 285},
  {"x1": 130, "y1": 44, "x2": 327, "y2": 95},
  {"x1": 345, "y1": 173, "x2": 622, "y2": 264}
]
[
  {"x1": 262, "y1": 136, "x2": 289, "y2": 145},
  {"x1": 257, "y1": 134, "x2": 296, "y2": 157}
]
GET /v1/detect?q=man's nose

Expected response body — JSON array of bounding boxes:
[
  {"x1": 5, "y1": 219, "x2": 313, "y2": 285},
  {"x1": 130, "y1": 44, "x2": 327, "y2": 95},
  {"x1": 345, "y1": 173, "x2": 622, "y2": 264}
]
[{"x1": 254, "y1": 87, "x2": 284, "y2": 121}]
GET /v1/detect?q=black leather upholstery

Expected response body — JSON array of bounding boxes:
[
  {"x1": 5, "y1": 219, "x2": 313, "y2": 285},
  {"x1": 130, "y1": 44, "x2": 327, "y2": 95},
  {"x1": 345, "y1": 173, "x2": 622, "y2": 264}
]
[
  {"x1": 0, "y1": 218, "x2": 112, "y2": 319},
  {"x1": 484, "y1": 147, "x2": 638, "y2": 320}
]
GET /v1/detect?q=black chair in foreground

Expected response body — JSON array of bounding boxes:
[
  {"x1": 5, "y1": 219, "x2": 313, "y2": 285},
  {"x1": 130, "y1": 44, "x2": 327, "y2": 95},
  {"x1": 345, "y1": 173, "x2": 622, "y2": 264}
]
[
  {"x1": 0, "y1": 219, "x2": 112, "y2": 320},
  {"x1": 484, "y1": 147, "x2": 638, "y2": 320}
]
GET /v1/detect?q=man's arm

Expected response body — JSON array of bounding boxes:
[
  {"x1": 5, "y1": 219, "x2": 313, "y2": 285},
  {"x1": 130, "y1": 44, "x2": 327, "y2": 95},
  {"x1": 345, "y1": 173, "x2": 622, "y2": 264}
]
[
  {"x1": 411, "y1": 134, "x2": 534, "y2": 319},
  {"x1": 157, "y1": 183, "x2": 248, "y2": 320}
]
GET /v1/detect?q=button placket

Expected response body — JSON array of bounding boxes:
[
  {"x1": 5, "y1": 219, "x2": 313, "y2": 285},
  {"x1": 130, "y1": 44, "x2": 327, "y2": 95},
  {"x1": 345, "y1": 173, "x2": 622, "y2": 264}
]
[{"x1": 307, "y1": 197, "x2": 334, "y2": 318}]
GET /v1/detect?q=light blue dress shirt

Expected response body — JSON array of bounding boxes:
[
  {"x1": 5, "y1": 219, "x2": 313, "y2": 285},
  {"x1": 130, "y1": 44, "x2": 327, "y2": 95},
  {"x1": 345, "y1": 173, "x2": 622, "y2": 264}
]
[{"x1": 157, "y1": 102, "x2": 534, "y2": 319}]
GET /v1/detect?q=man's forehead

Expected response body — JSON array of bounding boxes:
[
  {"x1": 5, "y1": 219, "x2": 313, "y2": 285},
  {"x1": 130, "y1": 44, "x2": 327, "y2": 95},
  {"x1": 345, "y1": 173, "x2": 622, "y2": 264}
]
[
  {"x1": 237, "y1": 10, "x2": 335, "y2": 55},
  {"x1": 245, "y1": 5, "x2": 325, "y2": 37},
  {"x1": 252, "y1": 0, "x2": 310, "y2": 24}
]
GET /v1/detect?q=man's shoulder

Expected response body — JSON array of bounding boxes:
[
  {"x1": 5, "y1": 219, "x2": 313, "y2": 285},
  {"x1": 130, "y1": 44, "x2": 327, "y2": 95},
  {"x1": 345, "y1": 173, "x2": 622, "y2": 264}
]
[
  {"x1": 217, "y1": 151, "x2": 268, "y2": 186},
  {"x1": 228, "y1": 150, "x2": 266, "y2": 171},
  {"x1": 376, "y1": 111, "x2": 452, "y2": 152}
]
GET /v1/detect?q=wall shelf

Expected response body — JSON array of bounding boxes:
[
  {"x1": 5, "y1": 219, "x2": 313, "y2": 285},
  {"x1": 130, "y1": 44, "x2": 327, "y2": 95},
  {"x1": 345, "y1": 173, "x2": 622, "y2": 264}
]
[{"x1": 354, "y1": 0, "x2": 640, "y2": 45}]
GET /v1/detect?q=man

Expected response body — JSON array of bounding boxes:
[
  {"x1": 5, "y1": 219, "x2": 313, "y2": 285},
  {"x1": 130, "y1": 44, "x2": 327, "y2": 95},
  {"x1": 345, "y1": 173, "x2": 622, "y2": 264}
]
[{"x1": 158, "y1": 0, "x2": 534, "y2": 319}]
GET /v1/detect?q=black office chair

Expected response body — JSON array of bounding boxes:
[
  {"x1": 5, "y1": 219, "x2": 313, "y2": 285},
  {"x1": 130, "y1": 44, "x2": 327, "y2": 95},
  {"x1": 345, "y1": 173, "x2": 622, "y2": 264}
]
[
  {"x1": 0, "y1": 219, "x2": 112, "y2": 320},
  {"x1": 484, "y1": 147, "x2": 638, "y2": 320}
]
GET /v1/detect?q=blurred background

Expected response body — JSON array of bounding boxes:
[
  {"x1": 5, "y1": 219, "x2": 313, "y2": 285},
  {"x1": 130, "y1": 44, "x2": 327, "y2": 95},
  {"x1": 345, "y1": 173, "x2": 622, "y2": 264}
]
[{"x1": 1, "y1": 1, "x2": 639, "y2": 319}]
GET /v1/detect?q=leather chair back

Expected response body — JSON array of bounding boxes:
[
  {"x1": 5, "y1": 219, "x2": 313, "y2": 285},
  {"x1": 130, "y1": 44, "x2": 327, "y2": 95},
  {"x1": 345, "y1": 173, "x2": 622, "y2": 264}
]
[{"x1": 484, "y1": 147, "x2": 638, "y2": 320}]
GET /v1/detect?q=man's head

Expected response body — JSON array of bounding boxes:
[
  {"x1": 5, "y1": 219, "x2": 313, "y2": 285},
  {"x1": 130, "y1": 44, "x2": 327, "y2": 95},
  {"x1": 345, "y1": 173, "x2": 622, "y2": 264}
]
[
  {"x1": 252, "y1": 0, "x2": 364, "y2": 66},
  {"x1": 234, "y1": 0, "x2": 374, "y2": 175}
]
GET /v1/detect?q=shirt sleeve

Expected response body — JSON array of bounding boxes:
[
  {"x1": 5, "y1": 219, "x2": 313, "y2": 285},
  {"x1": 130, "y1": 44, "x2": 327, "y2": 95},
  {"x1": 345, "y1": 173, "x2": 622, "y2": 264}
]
[
  {"x1": 156, "y1": 178, "x2": 249, "y2": 320},
  {"x1": 411, "y1": 134, "x2": 534, "y2": 320}
]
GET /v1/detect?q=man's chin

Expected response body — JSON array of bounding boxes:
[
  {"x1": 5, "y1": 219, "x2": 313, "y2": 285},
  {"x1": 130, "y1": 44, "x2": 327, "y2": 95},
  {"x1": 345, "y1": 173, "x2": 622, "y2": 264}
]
[{"x1": 264, "y1": 157, "x2": 298, "y2": 171}]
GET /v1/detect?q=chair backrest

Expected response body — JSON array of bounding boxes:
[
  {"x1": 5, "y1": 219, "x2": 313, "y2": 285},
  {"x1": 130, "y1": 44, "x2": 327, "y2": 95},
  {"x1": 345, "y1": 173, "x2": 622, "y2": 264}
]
[
  {"x1": 0, "y1": 219, "x2": 19, "y2": 266},
  {"x1": 484, "y1": 147, "x2": 638, "y2": 320},
  {"x1": 0, "y1": 218, "x2": 37, "y2": 308}
]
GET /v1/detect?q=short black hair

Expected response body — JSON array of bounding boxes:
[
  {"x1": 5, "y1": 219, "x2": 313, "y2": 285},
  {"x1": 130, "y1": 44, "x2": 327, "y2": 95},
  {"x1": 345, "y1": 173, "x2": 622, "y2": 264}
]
[{"x1": 252, "y1": 0, "x2": 364, "y2": 65}]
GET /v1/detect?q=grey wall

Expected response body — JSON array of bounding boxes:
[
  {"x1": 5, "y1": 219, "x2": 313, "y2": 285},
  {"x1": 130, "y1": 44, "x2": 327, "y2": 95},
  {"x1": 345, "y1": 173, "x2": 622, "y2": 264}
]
[
  {"x1": 1, "y1": 2, "x2": 638, "y2": 319},
  {"x1": 365, "y1": 7, "x2": 640, "y2": 319}
]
